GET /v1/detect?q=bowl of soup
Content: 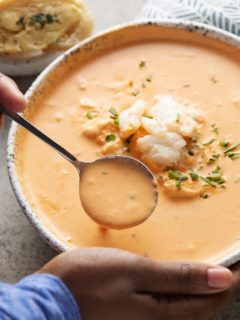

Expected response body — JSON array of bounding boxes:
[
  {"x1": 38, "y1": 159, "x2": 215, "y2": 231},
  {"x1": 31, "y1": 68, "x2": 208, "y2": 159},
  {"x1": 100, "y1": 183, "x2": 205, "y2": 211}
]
[{"x1": 7, "y1": 20, "x2": 240, "y2": 266}]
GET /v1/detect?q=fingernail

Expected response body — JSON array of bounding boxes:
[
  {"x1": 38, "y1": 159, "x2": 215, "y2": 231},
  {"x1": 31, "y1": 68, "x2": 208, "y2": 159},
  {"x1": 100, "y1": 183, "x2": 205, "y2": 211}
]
[{"x1": 207, "y1": 268, "x2": 233, "y2": 289}]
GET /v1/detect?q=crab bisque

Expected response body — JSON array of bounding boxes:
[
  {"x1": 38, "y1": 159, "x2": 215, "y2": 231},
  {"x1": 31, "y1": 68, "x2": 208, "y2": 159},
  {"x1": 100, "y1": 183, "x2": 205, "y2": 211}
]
[{"x1": 15, "y1": 27, "x2": 240, "y2": 262}]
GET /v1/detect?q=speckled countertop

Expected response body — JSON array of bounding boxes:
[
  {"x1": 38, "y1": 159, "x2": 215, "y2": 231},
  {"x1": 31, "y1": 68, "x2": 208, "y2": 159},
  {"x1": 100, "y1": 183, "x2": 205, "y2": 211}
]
[{"x1": 0, "y1": 0, "x2": 239, "y2": 318}]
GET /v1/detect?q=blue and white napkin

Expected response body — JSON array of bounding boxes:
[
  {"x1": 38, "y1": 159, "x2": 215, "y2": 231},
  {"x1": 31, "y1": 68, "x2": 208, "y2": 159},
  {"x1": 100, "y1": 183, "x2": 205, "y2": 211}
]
[{"x1": 139, "y1": 0, "x2": 240, "y2": 36}]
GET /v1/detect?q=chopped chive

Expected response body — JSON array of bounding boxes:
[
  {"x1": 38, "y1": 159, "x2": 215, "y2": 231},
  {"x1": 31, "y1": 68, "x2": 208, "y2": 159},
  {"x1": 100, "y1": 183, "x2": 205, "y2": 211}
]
[
  {"x1": 224, "y1": 143, "x2": 240, "y2": 154},
  {"x1": 142, "y1": 82, "x2": 146, "y2": 88},
  {"x1": 143, "y1": 114, "x2": 154, "y2": 119},
  {"x1": 109, "y1": 107, "x2": 118, "y2": 117},
  {"x1": 105, "y1": 134, "x2": 116, "y2": 142},
  {"x1": 200, "y1": 176, "x2": 216, "y2": 188},
  {"x1": 16, "y1": 16, "x2": 25, "y2": 26},
  {"x1": 203, "y1": 138, "x2": 215, "y2": 146},
  {"x1": 168, "y1": 170, "x2": 188, "y2": 189},
  {"x1": 227, "y1": 152, "x2": 240, "y2": 160},
  {"x1": 86, "y1": 112, "x2": 93, "y2": 120},
  {"x1": 176, "y1": 113, "x2": 181, "y2": 123},
  {"x1": 189, "y1": 169, "x2": 199, "y2": 181},
  {"x1": 133, "y1": 89, "x2": 140, "y2": 96},
  {"x1": 211, "y1": 124, "x2": 219, "y2": 135},
  {"x1": 220, "y1": 139, "x2": 230, "y2": 148},
  {"x1": 207, "y1": 154, "x2": 220, "y2": 164},
  {"x1": 109, "y1": 107, "x2": 119, "y2": 125},
  {"x1": 139, "y1": 60, "x2": 146, "y2": 68},
  {"x1": 146, "y1": 74, "x2": 152, "y2": 82},
  {"x1": 211, "y1": 77, "x2": 218, "y2": 84},
  {"x1": 200, "y1": 193, "x2": 209, "y2": 199}
]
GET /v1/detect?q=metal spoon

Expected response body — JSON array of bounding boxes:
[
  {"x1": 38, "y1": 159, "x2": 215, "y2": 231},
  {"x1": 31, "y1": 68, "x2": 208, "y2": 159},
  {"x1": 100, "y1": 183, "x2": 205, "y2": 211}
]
[{"x1": 0, "y1": 105, "x2": 158, "y2": 229}]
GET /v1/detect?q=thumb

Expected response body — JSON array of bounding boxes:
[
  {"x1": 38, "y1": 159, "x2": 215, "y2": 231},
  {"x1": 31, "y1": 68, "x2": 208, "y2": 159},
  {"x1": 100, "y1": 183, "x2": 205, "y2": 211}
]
[
  {"x1": 134, "y1": 259, "x2": 233, "y2": 295},
  {"x1": 0, "y1": 73, "x2": 26, "y2": 112}
]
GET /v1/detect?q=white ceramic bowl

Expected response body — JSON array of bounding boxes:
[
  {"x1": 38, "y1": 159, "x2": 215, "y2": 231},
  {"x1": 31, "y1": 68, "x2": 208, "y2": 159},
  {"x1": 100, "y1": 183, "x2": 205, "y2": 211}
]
[{"x1": 7, "y1": 20, "x2": 240, "y2": 266}]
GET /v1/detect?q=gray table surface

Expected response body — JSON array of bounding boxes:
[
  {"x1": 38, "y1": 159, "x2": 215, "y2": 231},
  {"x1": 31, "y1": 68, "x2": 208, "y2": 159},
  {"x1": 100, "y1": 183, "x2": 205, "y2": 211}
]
[{"x1": 0, "y1": 0, "x2": 239, "y2": 318}]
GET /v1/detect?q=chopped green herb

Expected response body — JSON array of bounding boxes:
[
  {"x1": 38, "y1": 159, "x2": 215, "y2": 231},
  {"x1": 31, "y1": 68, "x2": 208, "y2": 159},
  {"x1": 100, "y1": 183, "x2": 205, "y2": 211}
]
[
  {"x1": 139, "y1": 60, "x2": 146, "y2": 68},
  {"x1": 105, "y1": 134, "x2": 116, "y2": 142},
  {"x1": 176, "y1": 113, "x2": 181, "y2": 123},
  {"x1": 143, "y1": 114, "x2": 154, "y2": 119},
  {"x1": 227, "y1": 152, "x2": 240, "y2": 160},
  {"x1": 203, "y1": 138, "x2": 215, "y2": 146},
  {"x1": 109, "y1": 107, "x2": 119, "y2": 125},
  {"x1": 224, "y1": 143, "x2": 240, "y2": 154},
  {"x1": 200, "y1": 193, "x2": 209, "y2": 199},
  {"x1": 146, "y1": 74, "x2": 152, "y2": 82},
  {"x1": 142, "y1": 82, "x2": 146, "y2": 89},
  {"x1": 206, "y1": 166, "x2": 225, "y2": 185},
  {"x1": 207, "y1": 153, "x2": 220, "y2": 165},
  {"x1": 133, "y1": 89, "x2": 140, "y2": 96},
  {"x1": 189, "y1": 169, "x2": 199, "y2": 181},
  {"x1": 16, "y1": 16, "x2": 25, "y2": 26},
  {"x1": 86, "y1": 112, "x2": 93, "y2": 120},
  {"x1": 211, "y1": 77, "x2": 218, "y2": 84},
  {"x1": 199, "y1": 176, "x2": 217, "y2": 188},
  {"x1": 211, "y1": 124, "x2": 219, "y2": 135},
  {"x1": 29, "y1": 13, "x2": 59, "y2": 29},
  {"x1": 168, "y1": 170, "x2": 188, "y2": 189},
  {"x1": 220, "y1": 139, "x2": 230, "y2": 148}
]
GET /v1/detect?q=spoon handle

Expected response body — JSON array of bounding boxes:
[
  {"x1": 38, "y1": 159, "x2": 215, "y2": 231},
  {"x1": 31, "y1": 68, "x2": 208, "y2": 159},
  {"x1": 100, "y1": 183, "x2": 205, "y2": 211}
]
[{"x1": 0, "y1": 105, "x2": 78, "y2": 165}]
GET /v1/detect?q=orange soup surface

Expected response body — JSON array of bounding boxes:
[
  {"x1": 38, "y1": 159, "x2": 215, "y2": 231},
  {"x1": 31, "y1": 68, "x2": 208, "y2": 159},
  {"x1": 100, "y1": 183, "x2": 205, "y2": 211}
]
[{"x1": 16, "y1": 30, "x2": 240, "y2": 263}]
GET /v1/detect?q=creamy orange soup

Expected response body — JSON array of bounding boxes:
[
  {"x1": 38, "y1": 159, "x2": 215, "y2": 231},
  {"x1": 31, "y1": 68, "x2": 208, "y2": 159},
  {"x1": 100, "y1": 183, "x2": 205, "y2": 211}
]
[
  {"x1": 16, "y1": 29, "x2": 240, "y2": 262},
  {"x1": 79, "y1": 158, "x2": 157, "y2": 229}
]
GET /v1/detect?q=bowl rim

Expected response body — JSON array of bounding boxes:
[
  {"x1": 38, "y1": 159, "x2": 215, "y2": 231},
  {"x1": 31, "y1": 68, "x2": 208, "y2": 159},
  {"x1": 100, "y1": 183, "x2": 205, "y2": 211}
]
[{"x1": 7, "y1": 19, "x2": 240, "y2": 265}]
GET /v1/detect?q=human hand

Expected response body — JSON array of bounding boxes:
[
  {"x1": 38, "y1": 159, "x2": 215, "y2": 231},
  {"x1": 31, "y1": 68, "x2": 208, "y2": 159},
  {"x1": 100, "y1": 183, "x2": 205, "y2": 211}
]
[
  {"x1": 0, "y1": 73, "x2": 26, "y2": 126},
  {"x1": 40, "y1": 248, "x2": 235, "y2": 320}
]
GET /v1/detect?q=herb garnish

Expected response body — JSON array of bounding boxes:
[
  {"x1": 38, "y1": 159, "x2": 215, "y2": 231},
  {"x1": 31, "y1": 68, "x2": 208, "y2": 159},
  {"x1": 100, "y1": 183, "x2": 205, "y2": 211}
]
[
  {"x1": 203, "y1": 138, "x2": 215, "y2": 146},
  {"x1": 176, "y1": 113, "x2": 181, "y2": 123},
  {"x1": 220, "y1": 139, "x2": 230, "y2": 148},
  {"x1": 227, "y1": 152, "x2": 240, "y2": 160},
  {"x1": 207, "y1": 166, "x2": 225, "y2": 185},
  {"x1": 199, "y1": 176, "x2": 217, "y2": 188},
  {"x1": 189, "y1": 169, "x2": 199, "y2": 181},
  {"x1": 105, "y1": 134, "x2": 116, "y2": 142},
  {"x1": 16, "y1": 16, "x2": 25, "y2": 27},
  {"x1": 139, "y1": 60, "x2": 146, "y2": 68},
  {"x1": 211, "y1": 124, "x2": 219, "y2": 135},
  {"x1": 109, "y1": 107, "x2": 119, "y2": 125},
  {"x1": 29, "y1": 13, "x2": 59, "y2": 29},
  {"x1": 207, "y1": 153, "x2": 220, "y2": 165},
  {"x1": 224, "y1": 143, "x2": 240, "y2": 155},
  {"x1": 168, "y1": 170, "x2": 188, "y2": 189},
  {"x1": 146, "y1": 74, "x2": 152, "y2": 82},
  {"x1": 133, "y1": 89, "x2": 140, "y2": 96},
  {"x1": 211, "y1": 77, "x2": 218, "y2": 84},
  {"x1": 200, "y1": 193, "x2": 209, "y2": 199},
  {"x1": 143, "y1": 114, "x2": 154, "y2": 119},
  {"x1": 86, "y1": 112, "x2": 93, "y2": 120}
]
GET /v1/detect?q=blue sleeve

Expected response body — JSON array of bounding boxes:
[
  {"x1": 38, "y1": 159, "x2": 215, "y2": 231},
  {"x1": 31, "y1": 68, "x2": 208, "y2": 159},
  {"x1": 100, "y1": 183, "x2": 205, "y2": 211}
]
[{"x1": 0, "y1": 274, "x2": 81, "y2": 320}]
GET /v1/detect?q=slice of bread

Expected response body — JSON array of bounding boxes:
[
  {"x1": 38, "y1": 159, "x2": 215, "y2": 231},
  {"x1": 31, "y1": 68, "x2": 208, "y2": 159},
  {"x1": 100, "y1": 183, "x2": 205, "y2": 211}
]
[{"x1": 0, "y1": 0, "x2": 94, "y2": 54}]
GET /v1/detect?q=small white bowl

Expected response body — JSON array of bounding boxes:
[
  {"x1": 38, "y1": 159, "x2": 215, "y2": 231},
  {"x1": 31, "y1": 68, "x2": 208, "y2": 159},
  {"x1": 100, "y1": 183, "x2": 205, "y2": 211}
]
[
  {"x1": 7, "y1": 20, "x2": 240, "y2": 265},
  {"x1": 0, "y1": 51, "x2": 62, "y2": 77}
]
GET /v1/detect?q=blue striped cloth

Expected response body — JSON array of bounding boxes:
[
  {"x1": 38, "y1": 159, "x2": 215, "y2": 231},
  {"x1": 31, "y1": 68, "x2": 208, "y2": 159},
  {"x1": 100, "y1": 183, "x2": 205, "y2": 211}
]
[
  {"x1": 0, "y1": 274, "x2": 80, "y2": 320},
  {"x1": 140, "y1": 0, "x2": 240, "y2": 36}
]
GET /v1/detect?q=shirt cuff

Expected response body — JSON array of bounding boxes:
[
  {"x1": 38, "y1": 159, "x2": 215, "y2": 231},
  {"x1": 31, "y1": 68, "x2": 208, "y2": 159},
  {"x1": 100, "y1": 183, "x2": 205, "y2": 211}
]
[{"x1": 18, "y1": 274, "x2": 81, "y2": 320}]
